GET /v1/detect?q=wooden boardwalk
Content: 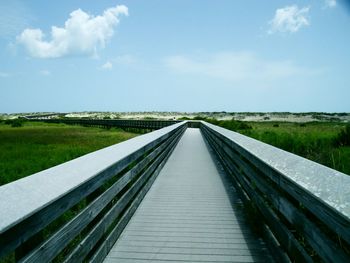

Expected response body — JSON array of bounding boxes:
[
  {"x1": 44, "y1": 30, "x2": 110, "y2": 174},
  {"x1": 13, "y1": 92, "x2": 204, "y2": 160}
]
[{"x1": 103, "y1": 128, "x2": 273, "y2": 262}]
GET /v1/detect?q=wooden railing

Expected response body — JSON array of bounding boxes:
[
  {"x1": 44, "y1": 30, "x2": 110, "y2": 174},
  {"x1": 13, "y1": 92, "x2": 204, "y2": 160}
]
[
  {"x1": 0, "y1": 122, "x2": 186, "y2": 262},
  {"x1": 201, "y1": 121, "x2": 350, "y2": 262},
  {"x1": 30, "y1": 119, "x2": 180, "y2": 130},
  {"x1": 1, "y1": 120, "x2": 350, "y2": 262}
]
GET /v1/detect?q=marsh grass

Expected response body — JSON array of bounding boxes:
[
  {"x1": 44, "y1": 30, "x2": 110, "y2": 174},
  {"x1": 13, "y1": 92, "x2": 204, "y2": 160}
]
[
  {"x1": 246, "y1": 122, "x2": 350, "y2": 175},
  {"x1": 0, "y1": 122, "x2": 139, "y2": 185}
]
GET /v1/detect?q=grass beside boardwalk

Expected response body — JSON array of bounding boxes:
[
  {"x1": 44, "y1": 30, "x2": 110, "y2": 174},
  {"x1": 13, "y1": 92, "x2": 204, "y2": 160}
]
[
  {"x1": 244, "y1": 122, "x2": 350, "y2": 175},
  {"x1": 203, "y1": 118, "x2": 350, "y2": 175},
  {"x1": 0, "y1": 122, "x2": 139, "y2": 186}
]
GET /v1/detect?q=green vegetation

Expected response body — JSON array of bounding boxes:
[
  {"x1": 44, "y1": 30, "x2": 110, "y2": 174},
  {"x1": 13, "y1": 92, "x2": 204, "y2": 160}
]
[
  {"x1": 3, "y1": 119, "x2": 25, "y2": 127},
  {"x1": 142, "y1": 116, "x2": 156, "y2": 120},
  {"x1": 0, "y1": 122, "x2": 139, "y2": 185},
  {"x1": 205, "y1": 118, "x2": 253, "y2": 131},
  {"x1": 335, "y1": 124, "x2": 350, "y2": 146},
  {"x1": 178, "y1": 116, "x2": 191, "y2": 120},
  {"x1": 203, "y1": 118, "x2": 350, "y2": 175}
]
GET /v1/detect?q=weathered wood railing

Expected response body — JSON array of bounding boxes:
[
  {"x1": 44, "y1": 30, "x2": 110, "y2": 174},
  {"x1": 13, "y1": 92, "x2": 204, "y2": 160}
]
[
  {"x1": 30, "y1": 118, "x2": 180, "y2": 130},
  {"x1": 2, "y1": 120, "x2": 350, "y2": 262},
  {"x1": 0, "y1": 122, "x2": 186, "y2": 262},
  {"x1": 201, "y1": 121, "x2": 350, "y2": 262}
]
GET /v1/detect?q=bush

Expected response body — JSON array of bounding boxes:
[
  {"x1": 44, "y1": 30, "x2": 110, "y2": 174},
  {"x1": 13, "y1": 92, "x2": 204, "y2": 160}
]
[
  {"x1": 206, "y1": 118, "x2": 252, "y2": 131},
  {"x1": 334, "y1": 125, "x2": 350, "y2": 146},
  {"x1": 11, "y1": 119, "x2": 24, "y2": 127},
  {"x1": 4, "y1": 119, "x2": 24, "y2": 127},
  {"x1": 192, "y1": 116, "x2": 207, "y2": 121}
]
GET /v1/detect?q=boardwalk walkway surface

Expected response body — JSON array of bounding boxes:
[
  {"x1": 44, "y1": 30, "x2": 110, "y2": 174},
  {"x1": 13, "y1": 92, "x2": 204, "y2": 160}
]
[{"x1": 103, "y1": 128, "x2": 273, "y2": 262}]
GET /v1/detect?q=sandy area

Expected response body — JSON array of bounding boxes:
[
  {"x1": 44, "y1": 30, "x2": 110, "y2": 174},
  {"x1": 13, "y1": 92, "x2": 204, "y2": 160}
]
[{"x1": 1, "y1": 112, "x2": 350, "y2": 123}]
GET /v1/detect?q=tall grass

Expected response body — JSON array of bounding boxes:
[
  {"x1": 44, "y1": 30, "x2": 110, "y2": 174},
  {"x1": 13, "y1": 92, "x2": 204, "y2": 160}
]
[{"x1": 0, "y1": 122, "x2": 139, "y2": 185}]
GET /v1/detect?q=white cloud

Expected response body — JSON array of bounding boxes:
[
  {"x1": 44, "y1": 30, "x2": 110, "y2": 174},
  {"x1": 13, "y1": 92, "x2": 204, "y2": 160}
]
[
  {"x1": 164, "y1": 51, "x2": 317, "y2": 82},
  {"x1": 324, "y1": 0, "x2": 336, "y2": 8},
  {"x1": 101, "y1": 61, "x2": 113, "y2": 70},
  {"x1": 39, "y1": 70, "x2": 51, "y2": 76},
  {"x1": 268, "y1": 5, "x2": 310, "y2": 34},
  {"x1": 17, "y1": 5, "x2": 128, "y2": 58}
]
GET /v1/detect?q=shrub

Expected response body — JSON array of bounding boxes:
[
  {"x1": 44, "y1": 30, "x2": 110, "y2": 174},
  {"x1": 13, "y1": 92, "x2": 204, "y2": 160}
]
[
  {"x1": 337, "y1": 113, "x2": 348, "y2": 117},
  {"x1": 334, "y1": 125, "x2": 350, "y2": 146},
  {"x1": 4, "y1": 119, "x2": 24, "y2": 127},
  {"x1": 11, "y1": 119, "x2": 24, "y2": 127},
  {"x1": 206, "y1": 118, "x2": 252, "y2": 131},
  {"x1": 193, "y1": 116, "x2": 207, "y2": 121},
  {"x1": 178, "y1": 117, "x2": 191, "y2": 120}
]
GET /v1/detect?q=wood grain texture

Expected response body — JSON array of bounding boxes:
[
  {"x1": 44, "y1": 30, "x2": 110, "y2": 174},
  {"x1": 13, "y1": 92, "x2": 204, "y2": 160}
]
[
  {"x1": 19, "y1": 128, "x2": 183, "y2": 263},
  {"x1": 103, "y1": 129, "x2": 273, "y2": 263},
  {"x1": 202, "y1": 122, "x2": 350, "y2": 245},
  {"x1": 64, "y1": 127, "x2": 185, "y2": 263},
  {"x1": 203, "y1": 128, "x2": 310, "y2": 262},
  {"x1": 202, "y1": 122, "x2": 350, "y2": 262},
  {"x1": 0, "y1": 122, "x2": 185, "y2": 260}
]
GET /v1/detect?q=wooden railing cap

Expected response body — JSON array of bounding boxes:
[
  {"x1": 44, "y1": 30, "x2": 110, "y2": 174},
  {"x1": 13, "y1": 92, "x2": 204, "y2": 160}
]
[{"x1": 202, "y1": 121, "x2": 350, "y2": 220}]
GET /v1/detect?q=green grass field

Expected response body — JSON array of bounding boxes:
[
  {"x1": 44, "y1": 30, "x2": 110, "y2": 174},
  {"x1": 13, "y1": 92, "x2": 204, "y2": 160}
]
[
  {"x1": 0, "y1": 122, "x2": 139, "y2": 185},
  {"x1": 206, "y1": 119, "x2": 350, "y2": 175},
  {"x1": 244, "y1": 122, "x2": 350, "y2": 174},
  {"x1": 1, "y1": 119, "x2": 349, "y2": 187}
]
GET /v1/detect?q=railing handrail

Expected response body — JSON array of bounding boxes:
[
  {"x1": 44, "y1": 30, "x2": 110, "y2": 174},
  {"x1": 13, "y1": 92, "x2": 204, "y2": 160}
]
[
  {"x1": 202, "y1": 121, "x2": 350, "y2": 220},
  {"x1": 29, "y1": 118, "x2": 181, "y2": 130},
  {"x1": 1, "y1": 119, "x2": 349, "y2": 262},
  {"x1": 0, "y1": 121, "x2": 185, "y2": 234},
  {"x1": 201, "y1": 121, "x2": 350, "y2": 262},
  {"x1": 48, "y1": 118, "x2": 180, "y2": 122}
]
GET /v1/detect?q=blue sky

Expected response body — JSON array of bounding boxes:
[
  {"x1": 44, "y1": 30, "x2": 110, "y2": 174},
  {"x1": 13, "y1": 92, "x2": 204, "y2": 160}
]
[{"x1": 0, "y1": 0, "x2": 349, "y2": 113}]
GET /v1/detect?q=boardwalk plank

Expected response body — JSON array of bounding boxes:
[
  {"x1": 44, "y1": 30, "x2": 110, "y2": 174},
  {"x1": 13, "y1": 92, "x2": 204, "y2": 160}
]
[{"x1": 103, "y1": 129, "x2": 273, "y2": 262}]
